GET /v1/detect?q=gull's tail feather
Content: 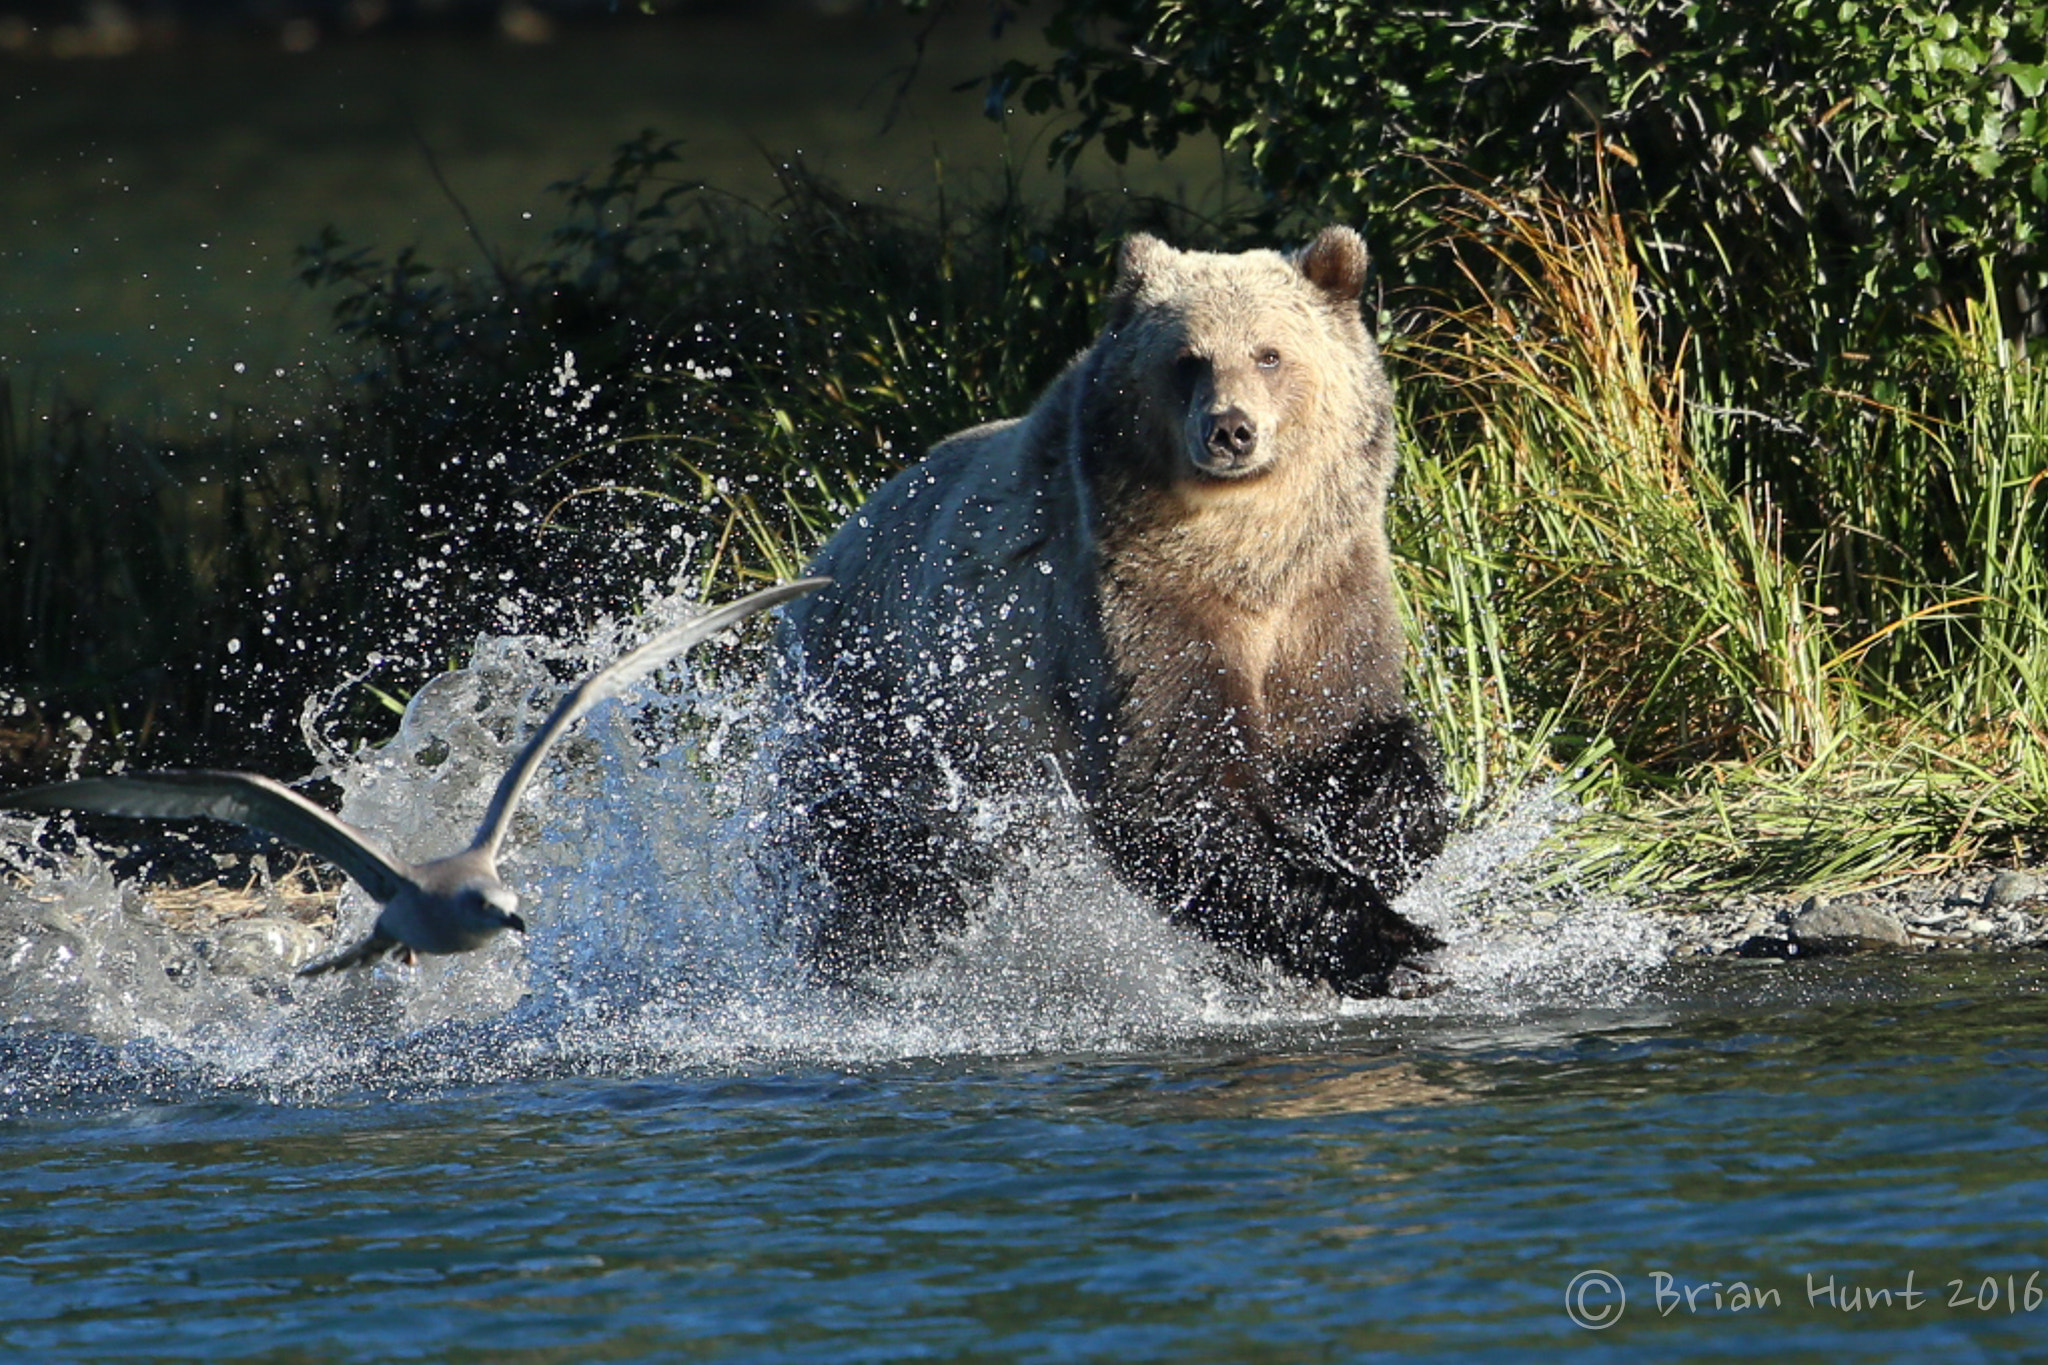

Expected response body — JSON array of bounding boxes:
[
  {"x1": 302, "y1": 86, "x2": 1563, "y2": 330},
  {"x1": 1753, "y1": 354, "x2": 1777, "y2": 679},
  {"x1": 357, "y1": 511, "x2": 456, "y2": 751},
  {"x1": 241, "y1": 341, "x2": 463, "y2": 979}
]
[{"x1": 295, "y1": 928, "x2": 402, "y2": 978}]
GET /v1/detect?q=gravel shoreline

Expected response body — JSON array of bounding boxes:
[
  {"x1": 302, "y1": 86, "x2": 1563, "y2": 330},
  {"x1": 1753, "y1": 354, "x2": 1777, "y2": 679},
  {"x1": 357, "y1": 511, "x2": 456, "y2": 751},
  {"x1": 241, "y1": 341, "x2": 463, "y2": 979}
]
[{"x1": 1650, "y1": 865, "x2": 2048, "y2": 961}]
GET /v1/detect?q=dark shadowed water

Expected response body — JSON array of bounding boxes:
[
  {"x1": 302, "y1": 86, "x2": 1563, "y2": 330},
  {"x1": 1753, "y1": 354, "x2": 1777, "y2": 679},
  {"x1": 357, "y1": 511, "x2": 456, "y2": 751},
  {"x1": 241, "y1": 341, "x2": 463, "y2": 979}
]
[{"x1": 2, "y1": 613, "x2": 2044, "y2": 1363}]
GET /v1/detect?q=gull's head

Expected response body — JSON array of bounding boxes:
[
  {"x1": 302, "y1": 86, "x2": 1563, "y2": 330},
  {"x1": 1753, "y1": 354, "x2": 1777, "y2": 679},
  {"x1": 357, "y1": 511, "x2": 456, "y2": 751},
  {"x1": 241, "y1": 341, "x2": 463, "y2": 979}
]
[
  {"x1": 480, "y1": 885, "x2": 526, "y2": 935},
  {"x1": 444, "y1": 884, "x2": 525, "y2": 942}
]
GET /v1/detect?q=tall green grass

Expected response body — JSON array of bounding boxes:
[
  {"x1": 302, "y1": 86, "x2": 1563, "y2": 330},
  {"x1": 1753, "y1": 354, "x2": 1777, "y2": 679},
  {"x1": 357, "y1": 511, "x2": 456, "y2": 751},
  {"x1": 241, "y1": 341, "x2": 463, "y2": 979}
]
[
  {"x1": 0, "y1": 383, "x2": 357, "y2": 775},
  {"x1": 1394, "y1": 187, "x2": 2048, "y2": 897}
]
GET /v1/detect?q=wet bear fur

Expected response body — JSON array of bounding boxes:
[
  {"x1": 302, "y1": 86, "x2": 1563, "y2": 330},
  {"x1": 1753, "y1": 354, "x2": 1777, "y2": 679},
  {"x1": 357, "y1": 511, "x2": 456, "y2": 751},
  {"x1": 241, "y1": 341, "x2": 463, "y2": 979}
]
[{"x1": 778, "y1": 227, "x2": 1451, "y2": 996}]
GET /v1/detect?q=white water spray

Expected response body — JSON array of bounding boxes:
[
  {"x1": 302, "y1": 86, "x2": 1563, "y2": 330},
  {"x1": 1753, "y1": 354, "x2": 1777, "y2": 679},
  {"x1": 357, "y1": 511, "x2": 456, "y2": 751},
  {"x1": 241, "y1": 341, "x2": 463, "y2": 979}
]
[{"x1": 0, "y1": 586, "x2": 1667, "y2": 1108}]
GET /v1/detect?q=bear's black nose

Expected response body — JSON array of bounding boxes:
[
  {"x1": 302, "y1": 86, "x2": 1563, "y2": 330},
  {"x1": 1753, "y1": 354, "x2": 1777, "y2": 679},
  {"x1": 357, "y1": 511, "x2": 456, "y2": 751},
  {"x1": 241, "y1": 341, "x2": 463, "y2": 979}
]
[{"x1": 1203, "y1": 407, "x2": 1258, "y2": 463}]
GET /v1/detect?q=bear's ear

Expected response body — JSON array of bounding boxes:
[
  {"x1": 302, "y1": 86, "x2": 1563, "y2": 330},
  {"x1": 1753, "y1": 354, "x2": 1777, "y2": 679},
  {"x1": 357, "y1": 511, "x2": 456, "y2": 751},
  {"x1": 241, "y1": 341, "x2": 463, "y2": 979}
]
[
  {"x1": 1297, "y1": 227, "x2": 1368, "y2": 306},
  {"x1": 1116, "y1": 232, "x2": 1175, "y2": 284},
  {"x1": 1104, "y1": 233, "x2": 1173, "y2": 329}
]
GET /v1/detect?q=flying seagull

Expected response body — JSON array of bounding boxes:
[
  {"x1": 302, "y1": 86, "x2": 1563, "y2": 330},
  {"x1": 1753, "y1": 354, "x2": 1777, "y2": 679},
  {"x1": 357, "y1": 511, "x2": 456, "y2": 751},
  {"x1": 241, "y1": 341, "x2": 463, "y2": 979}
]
[{"x1": 2, "y1": 578, "x2": 826, "y2": 977}]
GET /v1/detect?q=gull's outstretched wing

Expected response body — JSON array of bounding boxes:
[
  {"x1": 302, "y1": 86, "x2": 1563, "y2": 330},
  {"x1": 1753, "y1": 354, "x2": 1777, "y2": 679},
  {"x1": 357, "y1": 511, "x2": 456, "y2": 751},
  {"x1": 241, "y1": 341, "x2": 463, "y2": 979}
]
[
  {"x1": 2, "y1": 770, "x2": 414, "y2": 904},
  {"x1": 472, "y1": 578, "x2": 828, "y2": 858}
]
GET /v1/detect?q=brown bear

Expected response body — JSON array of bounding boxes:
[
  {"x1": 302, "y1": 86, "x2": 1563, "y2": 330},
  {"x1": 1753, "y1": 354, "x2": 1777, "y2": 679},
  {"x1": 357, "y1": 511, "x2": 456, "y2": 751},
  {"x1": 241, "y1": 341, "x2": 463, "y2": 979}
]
[{"x1": 776, "y1": 227, "x2": 1450, "y2": 996}]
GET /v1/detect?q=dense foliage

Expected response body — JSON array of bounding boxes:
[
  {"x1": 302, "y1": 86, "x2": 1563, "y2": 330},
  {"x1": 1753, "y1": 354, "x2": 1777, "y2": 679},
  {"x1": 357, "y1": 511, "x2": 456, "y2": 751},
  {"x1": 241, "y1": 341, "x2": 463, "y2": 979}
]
[
  {"x1": 5, "y1": 9, "x2": 2046, "y2": 888},
  {"x1": 290, "y1": 137, "x2": 1189, "y2": 625}
]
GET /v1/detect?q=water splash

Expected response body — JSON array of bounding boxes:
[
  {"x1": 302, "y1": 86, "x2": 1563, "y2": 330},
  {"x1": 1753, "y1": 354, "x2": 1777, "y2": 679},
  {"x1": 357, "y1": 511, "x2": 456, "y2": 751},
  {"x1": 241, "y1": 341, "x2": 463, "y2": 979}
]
[{"x1": 0, "y1": 587, "x2": 1665, "y2": 1113}]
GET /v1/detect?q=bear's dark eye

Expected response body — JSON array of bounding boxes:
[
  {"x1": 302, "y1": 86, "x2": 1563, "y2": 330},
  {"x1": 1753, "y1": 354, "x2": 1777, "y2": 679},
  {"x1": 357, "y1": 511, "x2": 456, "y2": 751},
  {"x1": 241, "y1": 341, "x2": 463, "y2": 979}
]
[
  {"x1": 1255, "y1": 347, "x2": 1283, "y2": 370},
  {"x1": 1172, "y1": 351, "x2": 1206, "y2": 387}
]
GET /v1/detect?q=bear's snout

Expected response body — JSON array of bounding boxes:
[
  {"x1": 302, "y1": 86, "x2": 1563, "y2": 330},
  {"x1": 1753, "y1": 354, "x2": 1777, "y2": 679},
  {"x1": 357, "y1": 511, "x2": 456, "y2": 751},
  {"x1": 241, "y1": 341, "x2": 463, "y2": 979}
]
[{"x1": 1196, "y1": 405, "x2": 1261, "y2": 476}]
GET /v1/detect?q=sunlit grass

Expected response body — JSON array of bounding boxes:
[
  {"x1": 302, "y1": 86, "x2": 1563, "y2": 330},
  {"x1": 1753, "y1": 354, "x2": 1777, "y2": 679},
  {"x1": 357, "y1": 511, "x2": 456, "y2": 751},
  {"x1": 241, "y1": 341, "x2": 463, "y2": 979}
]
[{"x1": 1393, "y1": 185, "x2": 2048, "y2": 900}]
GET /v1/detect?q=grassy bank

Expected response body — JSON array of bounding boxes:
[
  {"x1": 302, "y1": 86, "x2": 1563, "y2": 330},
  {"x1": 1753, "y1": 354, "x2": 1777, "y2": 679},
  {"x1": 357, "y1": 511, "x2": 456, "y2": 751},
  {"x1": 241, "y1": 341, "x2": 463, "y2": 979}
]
[
  {"x1": 4, "y1": 148, "x2": 2044, "y2": 902},
  {"x1": 1394, "y1": 188, "x2": 2048, "y2": 896}
]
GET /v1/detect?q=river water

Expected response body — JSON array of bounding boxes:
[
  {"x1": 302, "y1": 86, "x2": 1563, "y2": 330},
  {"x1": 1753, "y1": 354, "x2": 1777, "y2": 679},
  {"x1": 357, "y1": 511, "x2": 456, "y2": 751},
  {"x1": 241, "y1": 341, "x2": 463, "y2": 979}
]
[{"x1": 2, "y1": 606, "x2": 2044, "y2": 1362}]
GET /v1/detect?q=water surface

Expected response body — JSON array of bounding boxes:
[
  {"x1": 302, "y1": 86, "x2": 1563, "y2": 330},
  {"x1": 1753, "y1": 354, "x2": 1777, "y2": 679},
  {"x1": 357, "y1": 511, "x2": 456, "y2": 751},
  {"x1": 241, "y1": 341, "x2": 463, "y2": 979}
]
[
  {"x1": 3, "y1": 957, "x2": 2044, "y2": 1363},
  {"x1": 2, "y1": 617, "x2": 2042, "y2": 1362}
]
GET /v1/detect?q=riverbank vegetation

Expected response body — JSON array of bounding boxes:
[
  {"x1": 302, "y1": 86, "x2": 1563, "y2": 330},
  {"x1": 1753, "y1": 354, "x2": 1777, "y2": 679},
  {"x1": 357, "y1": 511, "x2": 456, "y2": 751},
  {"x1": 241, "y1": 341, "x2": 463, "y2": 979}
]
[{"x1": 4, "y1": 0, "x2": 2044, "y2": 900}]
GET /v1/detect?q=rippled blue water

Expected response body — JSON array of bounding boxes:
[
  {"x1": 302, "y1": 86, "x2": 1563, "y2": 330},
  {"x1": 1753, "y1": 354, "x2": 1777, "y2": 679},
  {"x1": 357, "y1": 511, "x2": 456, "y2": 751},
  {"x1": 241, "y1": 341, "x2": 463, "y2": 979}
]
[
  {"x1": 4, "y1": 954, "x2": 2045, "y2": 1364},
  {"x1": 4, "y1": 617, "x2": 2043, "y2": 1361}
]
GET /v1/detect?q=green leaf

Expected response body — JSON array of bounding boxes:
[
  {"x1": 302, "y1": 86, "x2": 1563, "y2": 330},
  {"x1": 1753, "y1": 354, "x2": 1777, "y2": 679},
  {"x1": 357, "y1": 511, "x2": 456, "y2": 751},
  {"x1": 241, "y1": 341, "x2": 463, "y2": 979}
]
[{"x1": 1995, "y1": 61, "x2": 2048, "y2": 100}]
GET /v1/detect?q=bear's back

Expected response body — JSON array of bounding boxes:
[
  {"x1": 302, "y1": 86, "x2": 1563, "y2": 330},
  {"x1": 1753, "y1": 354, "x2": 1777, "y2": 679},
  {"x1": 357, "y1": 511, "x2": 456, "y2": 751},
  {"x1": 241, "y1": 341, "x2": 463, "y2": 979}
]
[{"x1": 784, "y1": 387, "x2": 1113, "y2": 786}]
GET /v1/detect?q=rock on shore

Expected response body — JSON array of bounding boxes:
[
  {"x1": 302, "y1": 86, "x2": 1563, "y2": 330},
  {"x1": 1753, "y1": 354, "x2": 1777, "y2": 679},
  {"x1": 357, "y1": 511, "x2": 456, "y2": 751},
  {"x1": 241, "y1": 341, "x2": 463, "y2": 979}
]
[{"x1": 1653, "y1": 867, "x2": 2048, "y2": 961}]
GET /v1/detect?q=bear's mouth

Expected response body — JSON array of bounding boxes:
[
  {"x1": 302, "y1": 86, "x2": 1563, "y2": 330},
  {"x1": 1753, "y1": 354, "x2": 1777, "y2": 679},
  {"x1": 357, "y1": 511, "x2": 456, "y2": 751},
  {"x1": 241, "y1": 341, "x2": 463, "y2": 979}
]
[{"x1": 1187, "y1": 449, "x2": 1273, "y2": 480}]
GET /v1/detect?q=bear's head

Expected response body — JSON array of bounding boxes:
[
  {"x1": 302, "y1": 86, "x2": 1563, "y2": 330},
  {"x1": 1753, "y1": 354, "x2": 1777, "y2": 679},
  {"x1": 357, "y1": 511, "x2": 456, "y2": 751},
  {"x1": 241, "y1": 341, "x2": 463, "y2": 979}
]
[{"x1": 1086, "y1": 227, "x2": 1389, "y2": 497}]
